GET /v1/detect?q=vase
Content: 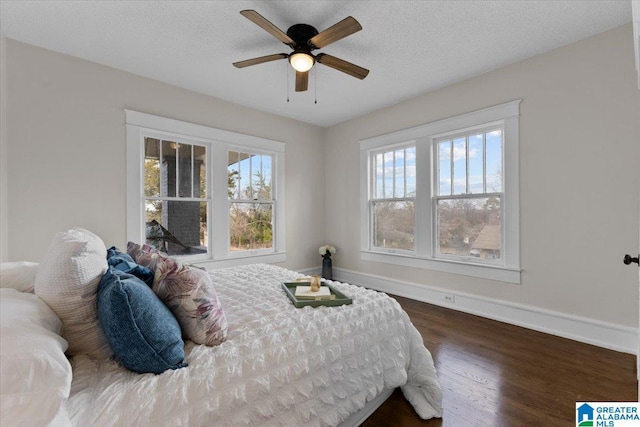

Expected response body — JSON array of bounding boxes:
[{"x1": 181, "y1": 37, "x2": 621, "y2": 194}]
[{"x1": 322, "y1": 256, "x2": 333, "y2": 280}]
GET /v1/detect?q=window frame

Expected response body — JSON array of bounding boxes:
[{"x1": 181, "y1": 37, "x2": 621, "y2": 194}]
[
  {"x1": 369, "y1": 143, "x2": 417, "y2": 255},
  {"x1": 359, "y1": 100, "x2": 521, "y2": 284},
  {"x1": 433, "y1": 125, "x2": 504, "y2": 266},
  {"x1": 227, "y1": 147, "x2": 276, "y2": 257},
  {"x1": 141, "y1": 133, "x2": 211, "y2": 261},
  {"x1": 126, "y1": 110, "x2": 286, "y2": 268}
]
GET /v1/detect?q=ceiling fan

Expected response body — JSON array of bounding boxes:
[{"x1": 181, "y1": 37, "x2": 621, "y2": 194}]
[{"x1": 233, "y1": 10, "x2": 369, "y2": 92}]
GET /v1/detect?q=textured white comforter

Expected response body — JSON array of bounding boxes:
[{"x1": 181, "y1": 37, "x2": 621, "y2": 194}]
[{"x1": 67, "y1": 264, "x2": 442, "y2": 426}]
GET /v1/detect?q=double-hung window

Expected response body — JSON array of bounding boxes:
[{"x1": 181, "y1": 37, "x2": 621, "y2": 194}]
[
  {"x1": 370, "y1": 145, "x2": 416, "y2": 252},
  {"x1": 143, "y1": 136, "x2": 209, "y2": 256},
  {"x1": 227, "y1": 150, "x2": 274, "y2": 253},
  {"x1": 435, "y1": 127, "x2": 503, "y2": 262},
  {"x1": 126, "y1": 110, "x2": 286, "y2": 267},
  {"x1": 360, "y1": 100, "x2": 521, "y2": 283}
]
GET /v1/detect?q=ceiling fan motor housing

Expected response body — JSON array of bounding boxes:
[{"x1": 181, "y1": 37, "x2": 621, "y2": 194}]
[{"x1": 286, "y1": 24, "x2": 319, "y2": 48}]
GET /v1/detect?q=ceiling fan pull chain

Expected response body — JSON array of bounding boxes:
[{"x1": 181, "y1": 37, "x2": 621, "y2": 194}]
[
  {"x1": 286, "y1": 62, "x2": 290, "y2": 102},
  {"x1": 314, "y1": 67, "x2": 318, "y2": 104}
]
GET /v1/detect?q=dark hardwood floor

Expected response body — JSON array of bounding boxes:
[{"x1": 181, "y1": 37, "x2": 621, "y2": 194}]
[{"x1": 362, "y1": 295, "x2": 638, "y2": 427}]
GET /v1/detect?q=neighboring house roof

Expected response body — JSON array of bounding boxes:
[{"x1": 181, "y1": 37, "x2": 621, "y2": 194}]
[{"x1": 472, "y1": 225, "x2": 501, "y2": 250}]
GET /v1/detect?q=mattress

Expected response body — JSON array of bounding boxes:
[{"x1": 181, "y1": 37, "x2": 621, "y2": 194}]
[{"x1": 67, "y1": 264, "x2": 442, "y2": 426}]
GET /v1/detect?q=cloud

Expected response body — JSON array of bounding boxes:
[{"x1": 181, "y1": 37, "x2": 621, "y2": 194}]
[{"x1": 439, "y1": 145, "x2": 480, "y2": 162}]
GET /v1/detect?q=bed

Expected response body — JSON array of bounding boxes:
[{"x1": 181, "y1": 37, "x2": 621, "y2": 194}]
[{"x1": 0, "y1": 229, "x2": 443, "y2": 427}]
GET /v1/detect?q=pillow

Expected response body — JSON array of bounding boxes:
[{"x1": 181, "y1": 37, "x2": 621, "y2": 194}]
[
  {"x1": 0, "y1": 289, "x2": 73, "y2": 427},
  {"x1": 128, "y1": 242, "x2": 228, "y2": 346},
  {"x1": 106, "y1": 246, "x2": 154, "y2": 286},
  {"x1": 0, "y1": 261, "x2": 39, "y2": 293},
  {"x1": 97, "y1": 267, "x2": 187, "y2": 374},
  {"x1": 34, "y1": 228, "x2": 112, "y2": 359}
]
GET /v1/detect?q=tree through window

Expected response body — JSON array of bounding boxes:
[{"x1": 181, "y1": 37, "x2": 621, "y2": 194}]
[{"x1": 227, "y1": 151, "x2": 274, "y2": 252}]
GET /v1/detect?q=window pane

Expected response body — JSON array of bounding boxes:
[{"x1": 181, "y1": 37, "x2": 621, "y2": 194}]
[
  {"x1": 144, "y1": 138, "x2": 160, "y2": 197},
  {"x1": 394, "y1": 149, "x2": 405, "y2": 198},
  {"x1": 486, "y1": 130, "x2": 502, "y2": 192},
  {"x1": 405, "y1": 147, "x2": 416, "y2": 196},
  {"x1": 453, "y1": 137, "x2": 466, "y2": 195},
  {"x1": 251, "y1": 154, "x2": 272, "y2": 200},
  {"x1": 229, "y1": 202, "x2": 273, "y2": 251},
  {"x1": 239, "y1": 153, "x2": 251, "y2": 199},
  {"x1": 468, "y1": 134, "x2": 484, "y2": 194},
  {"x1": 438, "y1": 140, "x2": 451, "y2": 196},
  {"x1": 228, "y1": 151, "x2": 240, "y2": 199},
  {"x1": 375, "y1": 153, "x2": 384, "y2": 199},
  {"x1": 161, "y1": 140, "x2": 176, "y2": 197},
  {"x1": 372, "y1": 200, "x2": 415, "y2": 251},
  {"x1": 383, "y1": 151, "x2": 394, "y2": 198},
  {"x1": 145, "y1": 200, "x2": 208, "y2": 256},
  {"x1": 260, "y1": 155, "x2": 272, "y2": 199},
  {"x1": 178, "y1": 144, "x2": 192, "y2": 198},
  {"x1": 373, "y1": 147, "x2": 415, "y2": 201},
  {"x1": 250, "y1": 155, "x2": 260, "y2": 200},
  {"x1": 436, "y1": 197, "x2": 501, "y2": 259},
  {"x1": 194, "y1": 145, "x2": 207, "y2": 199}
]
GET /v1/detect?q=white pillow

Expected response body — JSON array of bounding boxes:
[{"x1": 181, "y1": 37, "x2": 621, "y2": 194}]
[
  {"x1": 0, "y1": 261, "x2": 39, "y2": 293},
  {"x1": 0, "y1": 288, "x2": 72, "y2": 427},
  {"x1": 34, "y1": 228, "x2": 112, "y2": 359}
]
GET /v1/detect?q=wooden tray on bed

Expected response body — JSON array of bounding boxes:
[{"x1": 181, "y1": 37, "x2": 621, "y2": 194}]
[{"x1": 281, "y1": 282, "x2": 353, "y2": 308}]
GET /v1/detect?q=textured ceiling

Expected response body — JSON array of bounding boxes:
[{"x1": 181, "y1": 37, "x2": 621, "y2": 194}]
[{"x1": 0, "y1": 1, "x2": 633, "y2": 127}]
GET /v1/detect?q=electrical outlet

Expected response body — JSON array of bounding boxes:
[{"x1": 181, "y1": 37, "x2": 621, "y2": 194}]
[{"x1": 443, "y1": 294, "x2": 455, "y2": 304}]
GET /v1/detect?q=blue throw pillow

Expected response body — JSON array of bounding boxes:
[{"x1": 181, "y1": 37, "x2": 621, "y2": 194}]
[
  {"x1": 98, "y1": 267, "x2": 187, "y2": 374},
  {"x1": 106, "y1": 246, "x2": 154, "y2": 286}
]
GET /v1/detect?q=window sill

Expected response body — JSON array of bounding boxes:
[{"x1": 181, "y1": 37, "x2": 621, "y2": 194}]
[
  {"x1": 361, "y1": 250, "x2": 521, "y2": 284},
  {"x1": 189, "y1": 251, "x2": 286, "y2": 270}
]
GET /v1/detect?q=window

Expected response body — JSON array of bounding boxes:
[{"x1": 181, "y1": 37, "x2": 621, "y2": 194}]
[
  {"x1": 227, "y1": 150, "x2": 274, "y2": 253},
  {"x1": 370, "y1": 145, "x2": 416, "y2": 252},
  {"x1": 143, "y1": 137, "x2": 209, "y2": 256},
  {"x1": 435, "y1": 128, "x2": 502, "y2": 262},
  {"x1": 126, "y1": 110, "x2": 286, "y2": 267},
  {"x1": 360, "y1": 100, "x2": 521, "y2": 283}
]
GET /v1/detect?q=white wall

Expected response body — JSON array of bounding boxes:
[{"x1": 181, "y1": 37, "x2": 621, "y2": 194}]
[
  {"x1": 4, "y1": 39, "x2": 326, "y2": 270},
  {"x1": 325, "y1": 24, "x2": 640, "y2": 329},
  {"x1": 0, "y1": 32, "x2": 7, "y2": 263},
  {"x1": 3, "y1": 24, "x2": 640, "y2": 346}
]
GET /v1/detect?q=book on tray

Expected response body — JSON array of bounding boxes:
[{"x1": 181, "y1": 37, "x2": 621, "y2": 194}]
[{"x1": 294, "y1": 285, "x2": 335, "y2": 300}]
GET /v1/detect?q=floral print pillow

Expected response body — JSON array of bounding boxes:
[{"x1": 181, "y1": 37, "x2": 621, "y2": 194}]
[{"x1": 127, "y1": 242, "x2": 228, "y2": 346}]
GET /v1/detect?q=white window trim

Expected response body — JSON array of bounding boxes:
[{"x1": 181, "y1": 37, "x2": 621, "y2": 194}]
[
  {"x1": 360, "y1": 100, "x2": 521, "y2": 284},
  {"x1": 125, "y1": 110, "x2": 286, "y2": 268}
]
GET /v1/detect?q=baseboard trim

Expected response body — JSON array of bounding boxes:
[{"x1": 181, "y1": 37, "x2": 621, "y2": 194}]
[
  {"x1": 333, "y1": 267, "x2": 638, "y2": 355},
  {"x1": 297, "y1": 267, "x2": 321, "y2": 276}
]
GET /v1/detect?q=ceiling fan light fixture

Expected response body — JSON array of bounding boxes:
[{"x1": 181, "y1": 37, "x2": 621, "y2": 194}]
[{"x1": 289, "y1": 52, "x2": 314, "y2": 72}]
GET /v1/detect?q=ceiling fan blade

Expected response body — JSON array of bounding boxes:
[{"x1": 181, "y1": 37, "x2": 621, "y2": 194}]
[
  {"x1": 316, "y1": 53, "x2": 369, "y2": 80},
  {"x1": 233, "y1": 53, "x2": 288, "y2": 68},
  {"x1": 295, "y1": 71, "x2": 309, "y2": 92},
  {"x1": 309, "y1": 16, "x2": 362, "y2": 49},
  {"x1": 240, "y1": 10, "x2": 295, "y2": 46}
]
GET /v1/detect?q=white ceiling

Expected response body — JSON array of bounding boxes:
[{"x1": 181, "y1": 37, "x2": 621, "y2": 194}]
[{"x1": 0, "y1": 1, "x2": 633, "y2": 127}]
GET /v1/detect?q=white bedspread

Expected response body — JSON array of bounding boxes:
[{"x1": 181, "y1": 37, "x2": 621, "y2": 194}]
[{"x1": 67, "y1": 264, "x2": 442, "y2": 426}]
